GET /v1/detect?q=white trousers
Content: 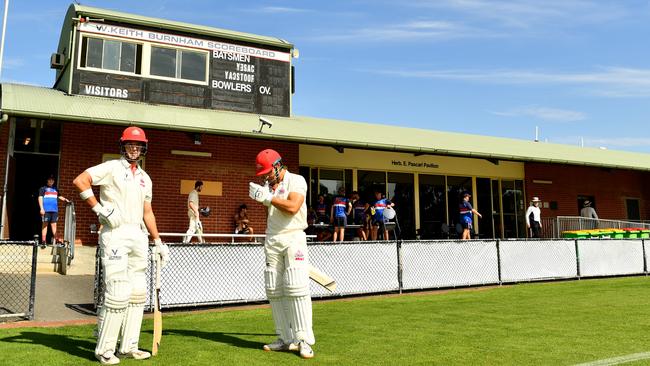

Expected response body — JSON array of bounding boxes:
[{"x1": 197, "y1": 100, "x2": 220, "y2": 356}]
[
  {"x1": 264, "y1": 230, "x2": 315, "y2": 345},
  {"x1": 96, "y1": 224, "x2": 149, "y2": 356},
  {"x1": 183, "y1": 217, "x2": 204, "y2": 243}
]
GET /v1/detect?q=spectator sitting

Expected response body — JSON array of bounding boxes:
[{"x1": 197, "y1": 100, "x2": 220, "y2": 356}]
[{"x1": 234, "y1": 203, "x2": 255, "y2": 241}]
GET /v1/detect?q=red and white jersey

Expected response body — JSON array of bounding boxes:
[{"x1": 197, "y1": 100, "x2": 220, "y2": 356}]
[
  {"x1": 266, "y1": 171, "x2": 308, "y2": 235},
  {"x1": 86, "y1": 158, "x2": 153, "y2": 225}
]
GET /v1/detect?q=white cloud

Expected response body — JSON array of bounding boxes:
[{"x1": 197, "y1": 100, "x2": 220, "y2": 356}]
[
  {"x1": 1, "y1": 57, "x2": 24, "y2": 70},
  {"x1": 414, "y1": 0, "x2": 630, "y2": 28},
  {"x1": 258, "y1": 6, "x2": 310, "y2": 14},
  {"x1": 491, "y1": 106, "x2": 586, "y2": 122},
  {"x1": 369, "y1": 66, "x2": 650, "y2": 98},
  {"x1": 553, "y1": 136, "x2": 650, "y2": 148},
  {"x1": 310, "y1": 20, "x2": 500, "y2": 42}
]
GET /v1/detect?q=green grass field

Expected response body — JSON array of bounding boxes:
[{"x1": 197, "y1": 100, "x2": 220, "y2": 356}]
[{"x1": 2, "y1": 276, "x2": 650, "y2": 365}]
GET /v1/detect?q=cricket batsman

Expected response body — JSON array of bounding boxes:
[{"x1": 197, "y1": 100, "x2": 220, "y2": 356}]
[
  {"x1": 73, "y1": 126, "x2": 170, "y2": 365},
  {"x1": 249, "y1": 149, "x2": 315, "y2": 359}
]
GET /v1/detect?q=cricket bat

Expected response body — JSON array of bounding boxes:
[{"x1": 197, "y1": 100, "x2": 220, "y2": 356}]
[
  {"x1": 309, "y1": 264, "x2": 337, "y2": 292},
  {"x1": 152, "y1": 256, "x2": 162, "y2": 356}
]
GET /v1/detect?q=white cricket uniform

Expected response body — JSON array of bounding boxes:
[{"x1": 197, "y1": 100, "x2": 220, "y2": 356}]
[
  {"x1": 87, "y1": 158, "x2": 152, "y2": 356},
  {"x1": 183, "y1": 189, "x2": 204, "y2": 243},
  {"x1": 263, "y1": 171, "x2": 314, "y2": 345}
]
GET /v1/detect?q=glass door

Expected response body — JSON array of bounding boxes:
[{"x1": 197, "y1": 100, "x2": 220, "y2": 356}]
[{"x1": 418, "y1": 174, "x2": 447, "y2": 238}]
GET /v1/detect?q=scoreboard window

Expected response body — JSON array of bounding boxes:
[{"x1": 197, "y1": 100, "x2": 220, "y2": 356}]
[
  {"x1": 150, "y1": 46, "x2": 208, "y2": 83},
  {"x1": 80, "y1": 36, "x2": 141, "y2": 74}
]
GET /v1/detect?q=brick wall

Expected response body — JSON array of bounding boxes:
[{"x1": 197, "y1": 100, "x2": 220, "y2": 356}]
[
  {"x1": 525, "y1": 162, "x2": 650, "y2": 220},
  {"x1": 59, "y1": 122, "x2": 298, "y2": 245}
]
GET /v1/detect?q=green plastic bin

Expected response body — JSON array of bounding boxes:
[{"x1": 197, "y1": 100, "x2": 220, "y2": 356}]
[
  {"x1": 639, "y1": 230, "x2": 650, "y2": 239},
  {"x1": 625, "y1": 231, "x2": 639, "y2": 239},
  {"x1": 611, "y1": 229, "x2": 625, "y2": 239}
]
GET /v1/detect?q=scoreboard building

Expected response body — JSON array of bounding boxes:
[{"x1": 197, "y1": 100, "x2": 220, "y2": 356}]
[{"x1": 1, "y1": 4, "x2": 649, "y2": 245}]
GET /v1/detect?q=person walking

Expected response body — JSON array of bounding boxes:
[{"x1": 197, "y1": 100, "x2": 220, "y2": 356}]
[
  {"x1": 183, "y1": 180, "x2": 204, "y2": 243},
  {"x1": 248, "y1": 148, "x2": 315, "y2": 359},
  {"x1": 526, "y1": 197, "x2": 543, "y2": 238},
  {"x1": 459, "y1": 192, "x2": 481, "y2": 240},
  {"x1": 73, "y1": 126, "x2": 169, "y2": 365}
]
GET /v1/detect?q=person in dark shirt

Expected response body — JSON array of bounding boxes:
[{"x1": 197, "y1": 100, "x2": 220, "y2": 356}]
[
  {"x1": 459, "y1": 192, "x2": 481, "y2": 240},
  {"x1": 351, "y1": 191, "x2": 368, "y2": 240}
]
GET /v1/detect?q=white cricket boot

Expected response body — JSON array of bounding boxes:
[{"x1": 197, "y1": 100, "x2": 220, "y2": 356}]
[
  {"x1": 263, "y1": 338, "x2": 297, "y2": 352},
  {"x1": 96, "y1": 351, "x2": 120, "y2": 365},
  {"x1": 117, "y1": 349, "x2": 151, "y2": 360},
  {"x1": 298, "y1": 341, "x2": 314, "y2": 359}
]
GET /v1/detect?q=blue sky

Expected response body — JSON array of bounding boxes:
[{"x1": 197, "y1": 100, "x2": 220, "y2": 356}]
[{"x1": 2, "y1": 1, "x2": 650, "y2": 153}]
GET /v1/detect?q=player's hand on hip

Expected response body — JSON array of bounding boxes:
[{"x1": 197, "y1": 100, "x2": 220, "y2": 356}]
[
  {"x1": 92, "y1": 203, "x2": 121, "y2": 228},
  {"x1": 153, "y1": 238, "x2": 170, "y2": 268},
  {"x1": 249, "y1": 182, "x2": 273, "y2": 207}
]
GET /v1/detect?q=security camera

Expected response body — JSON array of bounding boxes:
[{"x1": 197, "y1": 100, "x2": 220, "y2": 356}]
[{"x1": 259, "y1": 116, "x2": 273, "y2": 128}]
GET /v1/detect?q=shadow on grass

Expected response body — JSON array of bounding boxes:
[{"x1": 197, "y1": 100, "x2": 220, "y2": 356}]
[
  {"x1": 0, "y1": 331, "x2": 96, "y2": 361},
  {"x1": 163, "y1": 328, "x2": 274, "y2": 350}
]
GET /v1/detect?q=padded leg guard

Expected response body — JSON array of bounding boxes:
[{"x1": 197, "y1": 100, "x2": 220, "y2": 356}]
[
  {"x1": 118, "y1": 291, "x2": 146, "y2": 354},
  {"x1": 95, "y1": 284, "x2": 129, "y2": 357},
  {"x1": 285, "y1": 267, "x2": 315, "y2": 345},
  {"x1": 265, "y1": 268, "x2": 292, "y2": 342}
]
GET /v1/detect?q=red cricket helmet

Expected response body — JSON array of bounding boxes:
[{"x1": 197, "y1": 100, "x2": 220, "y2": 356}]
[
  {"x1": 120, "y1": 126, "x2": 148, "y2": 143},
  {"x1": 255, "y1": 149, "x2": 282, "y2": 176}
]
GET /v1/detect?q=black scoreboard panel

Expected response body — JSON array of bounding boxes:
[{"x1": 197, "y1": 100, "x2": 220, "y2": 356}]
[
  {"x1": 210, "y1": 53, "x2": 290, "y2": 116},
  {"x1": 72, "y1": 25, "x2": 292, "y2": 117},
  {"x1": 147, "y1": 80, "x2": 207, "y2": 109}
]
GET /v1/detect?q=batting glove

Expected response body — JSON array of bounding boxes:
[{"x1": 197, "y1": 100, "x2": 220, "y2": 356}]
[
  {"x1": 153, "y1": 238, "x2": 170, "y2": 268},
  {"x1": 249, "y1": 182, "x2": 273, "y2": 207},
  {"x1": 92, "y1": 203, "x2": 121, "y2": 228}
]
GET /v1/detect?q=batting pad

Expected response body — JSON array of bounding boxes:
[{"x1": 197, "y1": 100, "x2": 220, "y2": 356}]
[
  {"x1": 264, "y1": 268, "x2": 283, "y2": 298},
  {"x1": 284, "y1": 267, "x2": 310, "y2": 297},
  {"x1": 265, "y1": 268, "x2": 293, "y2": 340},
  {"x1": 95, "y1": 290, "x2": 129, "y2": 356},
  {"x1": 285, "y1": 267, "x2": 314, "y2": 344},
  {"x1": 118, "y1": 291, "x2": 146, "y2": 354}
]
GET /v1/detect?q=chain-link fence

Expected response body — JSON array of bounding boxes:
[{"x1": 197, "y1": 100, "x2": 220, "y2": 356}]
[
  {"x1": 0, "y1": 239, "x2": 38, "y2": 321},
  {"x1": 93, "y1": 238, "x2": 650, "y2": 311}
]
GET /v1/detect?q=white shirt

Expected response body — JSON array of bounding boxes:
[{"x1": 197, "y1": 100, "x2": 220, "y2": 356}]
[
  {"x1": 525, "y1": 205, "x2": 541, "y2": 226},
  {"x1": 266, "y1": 171, "x2": 308, "y2": 235},
  {"x1": 580, "y1": 207, "x2": 598, "y2": 219},
  {"x1": 86, "y1": 158, "x2": 152, "y2": 225},
  {"x1": 187, "y1": 189, "x2": 199, "y2": 218}
]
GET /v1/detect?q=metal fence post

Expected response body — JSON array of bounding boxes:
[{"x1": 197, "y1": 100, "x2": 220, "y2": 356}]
[
  {"x1": 28, "y1": 236, "x2": 39, "y2": 320},
  {"x1": 642, "y1": 239, "x2": 648, "y2": 275},
  {"x1": 396, "y1": 239, "x2": 403, "y2": 294},
  {"x1": 574, "y1": 239, "x2": 581, "y2": 279},
  {"x1": 496, "y1": 239, "x2": 502, "y2": 285}
]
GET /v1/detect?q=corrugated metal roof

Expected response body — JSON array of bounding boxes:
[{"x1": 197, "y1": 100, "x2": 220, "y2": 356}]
[
  {"x1": 2, "y1": 83, "x2": 650, "y2": 171},
  {"x1": 71, "y1": 4, "x2": 293, "y2": 50}
]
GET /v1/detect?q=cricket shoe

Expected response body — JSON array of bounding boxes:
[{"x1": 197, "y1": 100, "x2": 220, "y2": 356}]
[
  {"x1": 298, "y1": 341, "x2": 314, "y2": 359},
  {"x1": 117, "y1": 349, "x2": 151, "y2": 360},
  {"x1": 263, "y1": 338, "x2": 298, "y2": 352},
  {"x1": 96, "y1": 351, "x2": 120, "y2": 365}
]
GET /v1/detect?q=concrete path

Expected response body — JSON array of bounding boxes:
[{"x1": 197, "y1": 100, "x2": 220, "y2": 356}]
[{"x1": 34, "y1": 273, "x2": 96, "y2": 322}]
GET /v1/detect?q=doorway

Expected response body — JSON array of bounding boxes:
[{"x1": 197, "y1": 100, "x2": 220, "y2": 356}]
[{"x1": 11, "y1": 153, "x2": 60, "y2": 240}]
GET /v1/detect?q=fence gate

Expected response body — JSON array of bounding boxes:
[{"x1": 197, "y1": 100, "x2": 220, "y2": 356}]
[{"x1": 0, "y1": 239, "x2": 38, "y2": 321}]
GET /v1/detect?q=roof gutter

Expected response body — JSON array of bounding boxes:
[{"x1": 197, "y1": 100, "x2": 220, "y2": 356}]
[{"x1": 4, "y1": 108, "x2": 649, "y2": 172}]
